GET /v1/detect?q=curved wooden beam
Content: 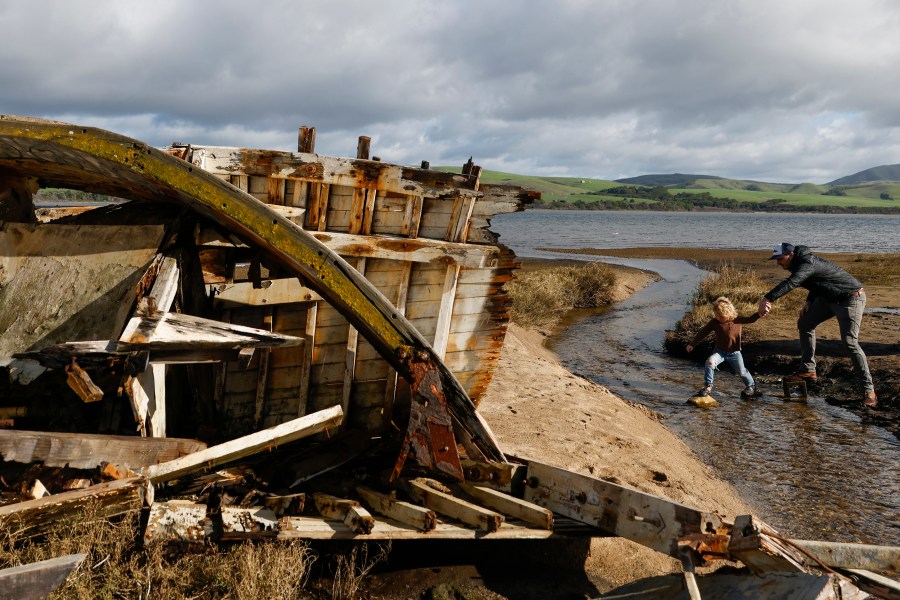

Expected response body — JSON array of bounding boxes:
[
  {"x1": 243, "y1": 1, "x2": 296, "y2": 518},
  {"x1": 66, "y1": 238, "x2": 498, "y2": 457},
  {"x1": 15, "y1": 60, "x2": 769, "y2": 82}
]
[{"x1": 0, "y1": 115, "x2": 504, "y2": 463}]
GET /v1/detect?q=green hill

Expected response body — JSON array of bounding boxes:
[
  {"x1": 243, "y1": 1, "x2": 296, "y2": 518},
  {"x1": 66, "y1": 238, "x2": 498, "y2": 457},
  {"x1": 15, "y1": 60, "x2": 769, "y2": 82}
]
[
  {"x1": 615, "y1": 173, "x2": 723, "y2": 186},
  {"x1": 829, "y1": 164, "x2": 900, "y2": 185}
]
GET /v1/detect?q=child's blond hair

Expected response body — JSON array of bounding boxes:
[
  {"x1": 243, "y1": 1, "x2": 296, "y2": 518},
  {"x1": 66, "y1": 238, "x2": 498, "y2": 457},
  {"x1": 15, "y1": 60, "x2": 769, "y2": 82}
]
[{"x1": 712, "y1": 296, "x2": 738, "y2": 321}]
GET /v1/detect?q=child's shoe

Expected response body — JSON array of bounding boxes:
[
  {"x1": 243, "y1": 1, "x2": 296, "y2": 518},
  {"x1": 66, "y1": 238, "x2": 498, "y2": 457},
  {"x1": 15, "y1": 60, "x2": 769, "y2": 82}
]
[
  {"x1": 741, "y1": 386, "x2": 761, "y2": 398},
  {"x1": 695, "y1": 386, "x2": 711, "y2": 397}
]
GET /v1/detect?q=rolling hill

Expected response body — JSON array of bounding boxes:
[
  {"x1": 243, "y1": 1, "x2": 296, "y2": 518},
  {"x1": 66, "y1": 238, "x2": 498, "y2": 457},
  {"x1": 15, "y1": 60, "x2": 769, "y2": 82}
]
[
  {"x1": 828, "y1": 164, "x2": 900, "y2": 185},
  {"x1": 437, "y1": 165, "x2": 900, "y2": 212}
]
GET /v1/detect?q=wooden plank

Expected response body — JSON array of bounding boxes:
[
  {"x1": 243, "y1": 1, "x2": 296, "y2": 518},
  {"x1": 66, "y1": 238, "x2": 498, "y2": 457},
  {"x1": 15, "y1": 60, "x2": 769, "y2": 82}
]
[
  {"x1": 212, "y1": 279, "x2": 322, "y2": 308},
  {"x1": 276, "y1": 517, "x2": 554, "y2": 540},
  {"x1": 522, "y1": 458, "x2": 723, "y2": 557},
  {"x1": 0, "y1": 430, "x2": 205, "y2": 470},
  {"x1": 143, "y1": 499, "x2": 209, "y2": 544},
  {"x1": 401, "y1": 195, "x2": 424, "y2": 237},
  {"x1": 0, "y1": 478, "x2": 146, "y2": 536},
  {"x1": 311, "y1": 492, "x2": 374, "y2": 535},
  {"x1": 119, "y1": 312, "x2": 304, "y2": 352},
  {"x1": 317, "y1": 184, "x2": 331, "y2": 231},
  {"x1": 458, "y1": 482, "x2": 553, "y2": 530},
  {"x1": 0, "y1": 223, "x2": 164, "y2": 360},
  {"x1": 137, "y1": 254, "x2": 180, "y2": 316},
  {"x1": 341, "y1": 257, "x2": 365, "y2": 428},
  {"x1": 401, "y1": 478, "x2": 503, "y2": 532},
  {"x1": 0, "y1": 553, "x2": 87, "y2": 600},
  {"x1": 267, "y1": 176, "x2": 286, "y2": 206},
  {"x1": 126, "y1": 364, "x2": 167, "y2": 437},
  {"x1": 383, "y1": 260, "x2": 412, "y2": 422},
  {"x1": 298, "y1": 302, "x2": 317, "y2": 416},
  {"x1": 145, "y1": 405, "x2": 343, "y2": 483},
  {"x1": 790, "y1": 539, "x2": 900, "y2": 572},
  {"x1": 431, "y1": 266, "x2": 461, "y2": 358},
  {"x1": 309, "y1": 231, "x2": 501, "y2": 268},
  {"x1": 727, "y1": 514, "x2": 809, "y2": 574},
  {"x1": 356, "y1": 486, "x2": 436, "y2": 532},
  {"x1": 65, "y1": 360, "x2": 104, "y2": 403},
  {"x1": 254, "y1": 308, "x2": 273, "y2": 429},
  {"x1": 195, "y1": 147, "x2": 484, "y2": 199}
]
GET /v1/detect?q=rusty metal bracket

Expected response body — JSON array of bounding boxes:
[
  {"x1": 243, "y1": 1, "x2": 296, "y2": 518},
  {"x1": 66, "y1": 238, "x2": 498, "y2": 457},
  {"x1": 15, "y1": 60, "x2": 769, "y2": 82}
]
[
  {"x1": 390, "y1": 348, "x2": 465, "y2": 482},
  {"x1": 678, "y1": 532, "x2": 733, "y2": 565}
]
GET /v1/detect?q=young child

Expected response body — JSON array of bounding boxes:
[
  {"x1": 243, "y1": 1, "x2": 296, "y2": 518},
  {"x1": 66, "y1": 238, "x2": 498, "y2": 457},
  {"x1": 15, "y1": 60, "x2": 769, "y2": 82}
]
[{"x1": 686, "y1": 296, "x2": 762, "y2": 398}]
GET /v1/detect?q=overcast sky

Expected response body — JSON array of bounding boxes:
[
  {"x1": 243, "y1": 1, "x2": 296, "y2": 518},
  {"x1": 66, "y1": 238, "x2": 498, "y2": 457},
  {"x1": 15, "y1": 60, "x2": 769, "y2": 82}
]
[{"x1": 3, "y1": 0, "x2": 900, "y2": 183}]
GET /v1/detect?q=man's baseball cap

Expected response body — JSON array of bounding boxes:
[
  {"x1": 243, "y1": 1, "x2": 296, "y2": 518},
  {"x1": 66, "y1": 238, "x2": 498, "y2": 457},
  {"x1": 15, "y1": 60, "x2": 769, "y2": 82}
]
[{"x1": 769, "y1": 242, "x2": 795, "y2": 259}]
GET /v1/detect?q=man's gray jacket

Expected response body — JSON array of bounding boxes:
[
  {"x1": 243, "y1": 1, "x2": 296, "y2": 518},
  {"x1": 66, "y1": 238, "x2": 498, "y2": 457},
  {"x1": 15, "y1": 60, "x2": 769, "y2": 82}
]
[{"x1": 764, "y1": 245, "x2": 863, "y2": 303}]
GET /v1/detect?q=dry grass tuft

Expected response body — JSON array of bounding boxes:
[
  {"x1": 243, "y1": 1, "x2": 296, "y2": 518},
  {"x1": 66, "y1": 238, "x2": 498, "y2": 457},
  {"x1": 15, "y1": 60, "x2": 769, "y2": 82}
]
[
  {"x1": 330, "y1": 543, "x2": 390, "y2": 600},
  {"x1": 506, "y1": 261, "x2": 617, "y2": 329},
  {"x1": 0, "y1": 501, "x2": 319, "y2": 599}
]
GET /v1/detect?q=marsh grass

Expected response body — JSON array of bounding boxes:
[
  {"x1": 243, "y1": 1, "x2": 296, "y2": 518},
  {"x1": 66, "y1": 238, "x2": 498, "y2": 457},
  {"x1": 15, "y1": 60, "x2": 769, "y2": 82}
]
[
  {"x1": 0, "y1": 500, "x2": 367, "y2": 599},
  {"x1": 506, "y1": 261, "x2": 618, "y2": 328}
]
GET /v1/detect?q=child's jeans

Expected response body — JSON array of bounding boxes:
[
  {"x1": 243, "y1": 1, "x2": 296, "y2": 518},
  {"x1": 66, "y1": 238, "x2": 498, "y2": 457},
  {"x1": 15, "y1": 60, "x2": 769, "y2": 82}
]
[{"x1": 705, "y1": 349, "x2": 754, "y2": 388}]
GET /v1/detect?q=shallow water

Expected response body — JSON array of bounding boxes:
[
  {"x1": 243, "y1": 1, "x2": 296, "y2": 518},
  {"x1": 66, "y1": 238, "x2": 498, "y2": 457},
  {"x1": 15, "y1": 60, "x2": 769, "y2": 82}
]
[{"x1": 548, "y1": 257, "x2": 900, "y2": 545}]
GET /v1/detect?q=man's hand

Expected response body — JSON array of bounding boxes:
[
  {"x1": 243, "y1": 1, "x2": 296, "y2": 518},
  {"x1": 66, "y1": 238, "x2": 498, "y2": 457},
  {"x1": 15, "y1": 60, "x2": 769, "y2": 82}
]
[
  {"x1": 758, "y1": 297, "x2": 772, "y2": 317},
  {"x1": 800, "y1": 301, "x2": 811, "y2": 317}
]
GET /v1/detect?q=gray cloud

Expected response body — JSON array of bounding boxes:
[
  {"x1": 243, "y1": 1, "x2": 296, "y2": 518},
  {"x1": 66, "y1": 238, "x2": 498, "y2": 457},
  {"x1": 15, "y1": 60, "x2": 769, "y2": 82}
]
[{"x1": 2, "y1": 0, "x2": 900, "y2": 182}]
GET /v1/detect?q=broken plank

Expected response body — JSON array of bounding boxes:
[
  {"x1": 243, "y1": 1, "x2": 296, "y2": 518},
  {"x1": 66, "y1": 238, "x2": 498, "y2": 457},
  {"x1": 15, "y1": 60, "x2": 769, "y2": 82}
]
[
  {"x1": 220, "y1": 505, "x2": 280, "y2": 539},
  {"x1": 0, "y1": 553, "x2": 87, "y2": 600},
  {"x1": 308, "y1": 230, "x2": 501, "y2": 268},
  {"x1": 118, "y1": 311, "x2": 304, "y2": 352},
  {"x1": 356, "y1": 486, "x2": 436, "y2": 532},
  {"x1": 789, "y1": 539, "x2": 900, "y2": 572},
  {"x1": 143, "y1": 499, "x2": 209, "y2": 544},
  {"x1": 137, "y1": 253, "x2": 179, "y2": 316},
  {"x1": 401, "y1": 478, "x2": 503, "y2": 533},
  {"x1": 211, "y1": 279, "x2": 323, "y2": 309},
  {"x1": 0, "y1": 477, "x2": 147, "y2": 537},
  {"x1": 728, "y1": 515, "x2": 808, "y2": 574},
  {"x1": 521, "y1": 458, "x2": 723, "y2": 557},
  {"x1": 145, "y1": 405, "x2": 343, "y2": 483},
  {"x1": 0, "y1": 429, "x2": 206, "y2": 470},
  {"x1": 64, "y1": 359, "x2": 104, "y2": 403},
  {"x1": 311, "y1": 493, "x2": 374, "y2": 535},
  {"x1": 458, "y1": 482, "x2": 553, "y2": 530}
]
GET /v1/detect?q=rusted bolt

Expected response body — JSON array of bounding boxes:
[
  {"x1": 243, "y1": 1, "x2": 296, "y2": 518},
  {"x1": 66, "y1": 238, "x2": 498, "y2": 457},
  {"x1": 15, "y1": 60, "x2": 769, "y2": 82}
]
[{"x1": 526, "y1": 476, "x2": 539, "y2": 488}]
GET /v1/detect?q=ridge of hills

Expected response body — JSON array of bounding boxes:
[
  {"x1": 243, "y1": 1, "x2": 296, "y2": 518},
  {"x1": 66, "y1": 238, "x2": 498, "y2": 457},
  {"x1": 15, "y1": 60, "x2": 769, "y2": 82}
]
[{"x1": 437, "y1": 163, "x2": 900, "y2": 211}]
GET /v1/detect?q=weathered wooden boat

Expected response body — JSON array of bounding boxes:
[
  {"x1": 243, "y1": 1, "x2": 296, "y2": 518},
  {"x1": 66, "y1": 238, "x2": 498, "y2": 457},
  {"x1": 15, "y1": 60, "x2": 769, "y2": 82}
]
[{"x1": 1, "y1": 116, "x2": 898, "y2": 599}]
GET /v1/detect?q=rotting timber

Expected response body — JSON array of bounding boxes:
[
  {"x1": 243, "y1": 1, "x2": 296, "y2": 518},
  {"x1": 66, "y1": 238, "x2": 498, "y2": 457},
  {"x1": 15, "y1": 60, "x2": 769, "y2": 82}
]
[{"x1": 1, "y1": 116, "x2": 899, "y2": 599}]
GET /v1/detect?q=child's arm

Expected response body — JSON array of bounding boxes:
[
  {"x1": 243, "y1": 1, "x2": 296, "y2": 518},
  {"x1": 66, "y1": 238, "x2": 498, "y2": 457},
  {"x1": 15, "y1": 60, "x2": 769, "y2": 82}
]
[
  {"x1": 686, "y1": 320, "x2": 715, "y2": 352},
  {"x1": 734, "y1": 313, "x2": 762, "y2": 324}
]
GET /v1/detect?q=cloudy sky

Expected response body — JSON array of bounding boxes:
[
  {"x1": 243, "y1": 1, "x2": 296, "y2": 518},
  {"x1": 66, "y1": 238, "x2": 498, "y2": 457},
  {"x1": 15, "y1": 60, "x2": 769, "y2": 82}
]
[{"x1": 2, "y1": 0, "x2": 900, "y2": 183}]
